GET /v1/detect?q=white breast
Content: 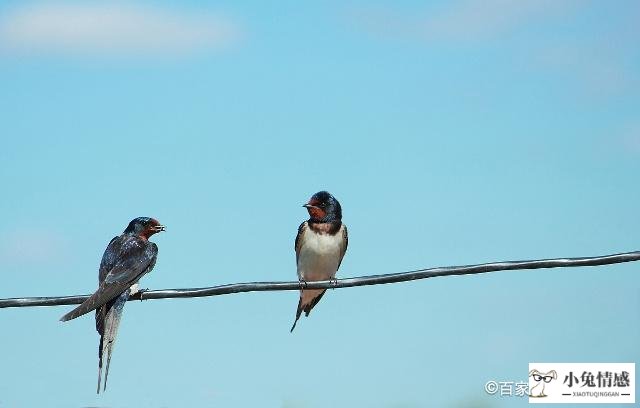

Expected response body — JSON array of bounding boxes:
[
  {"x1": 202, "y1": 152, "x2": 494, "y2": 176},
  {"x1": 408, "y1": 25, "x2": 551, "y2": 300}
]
[{"x1": 297, "y1": 228, "x2": 344, "y2": 282}]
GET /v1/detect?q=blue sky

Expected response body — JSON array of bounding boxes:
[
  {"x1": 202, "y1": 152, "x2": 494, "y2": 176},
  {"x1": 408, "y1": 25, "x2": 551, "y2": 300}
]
[{"x1": 0, "y1": 1, "x2": 639, "y2": 407}]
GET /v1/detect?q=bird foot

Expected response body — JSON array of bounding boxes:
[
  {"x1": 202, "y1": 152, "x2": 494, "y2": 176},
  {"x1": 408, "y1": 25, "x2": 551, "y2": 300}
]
[
  {"x1": 129, "y1": 283, "x2": 140, "y2": 295},
  {"x1": 298, "y1": 279, "x2": 308, "y2": 290},
  {"x1": 329, "y1": 277, "x2": 338, "y2": 288},
  {"x1": 128, "y1": 284, "x2": 148, "y2": 301},
  {"x1": 138, "y1": 288, "x2": 148, "y2": 301}
]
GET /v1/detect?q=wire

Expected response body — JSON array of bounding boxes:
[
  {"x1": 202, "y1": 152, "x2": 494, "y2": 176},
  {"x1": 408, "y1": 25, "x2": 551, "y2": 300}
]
[{"x1": 1, "y1": 250, "x2": 638, "y2": 309}]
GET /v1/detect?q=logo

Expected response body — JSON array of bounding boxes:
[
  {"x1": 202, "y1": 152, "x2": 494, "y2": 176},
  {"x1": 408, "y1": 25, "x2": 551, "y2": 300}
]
[
  {"x1": 528, "y1": 363, "x2": 635, "y2": 404},
  {"x1": 529, "y1": 369, "x2": 557, "y2": 398}
]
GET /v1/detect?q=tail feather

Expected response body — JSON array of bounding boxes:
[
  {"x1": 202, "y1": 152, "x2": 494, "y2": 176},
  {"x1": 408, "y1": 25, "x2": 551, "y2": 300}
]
[
  {"x1": 304, "y1": 290, "x2": 326, "y2": 316},
  {"x1": 97, "y1": 334, "x2": 104, "y2": 394},
  {"x1": 96, "y1": 290, "x2": 129, "y2": 393},
  {"x1": 97, "y1": 366, "x2": 102, "y2": 394},
  {"x1": 290, "y1": 297, "x2": 303, "y2": 332},
  {"x1": 290, "y1": 289, "x2": 326, "y2": 332},
  {"x1": 104, "y1": 341, "x2": 114, "y2": 392}
]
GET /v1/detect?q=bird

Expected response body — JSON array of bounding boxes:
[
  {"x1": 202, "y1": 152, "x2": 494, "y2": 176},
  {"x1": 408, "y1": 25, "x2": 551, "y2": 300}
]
[
  {"x1": 60, "y1": 217, "x2": 165, "y2": 393},
  {"x1": 290, "y1": 191, "x2": 348, "y2": 332}
]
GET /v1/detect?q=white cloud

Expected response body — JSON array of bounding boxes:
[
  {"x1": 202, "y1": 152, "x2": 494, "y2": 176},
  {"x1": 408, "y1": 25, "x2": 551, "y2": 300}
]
[
  {"x1": 533, "y1": 43, "x2": 637, "y2": 97},
  {"x1": 349, "y1": 0, "x2": 575, "y2": 43},
  {"x1": 0, "y1": 228, "x2": 69, "y2": 265},
  {"x1": 0, "y1": 2, "x2": 241, "y2": 57},
  {"x1": 418, "y1": 0, "x2": 570, "y2": 42},
  {"x1": 348, "y1": 1, "x2": 638, "y2": 98}
]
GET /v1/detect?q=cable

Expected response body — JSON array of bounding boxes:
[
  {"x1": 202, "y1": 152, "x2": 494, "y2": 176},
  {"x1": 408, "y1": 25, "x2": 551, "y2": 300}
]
[{"x1": 1, "y1": 250, "x2": 638, "y2": 309}]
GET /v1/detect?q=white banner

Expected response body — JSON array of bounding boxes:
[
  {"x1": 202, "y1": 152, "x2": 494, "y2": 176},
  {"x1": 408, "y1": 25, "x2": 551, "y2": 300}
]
[{"x1": 528, "y1": 363, "x2": 635, "y2": 404}]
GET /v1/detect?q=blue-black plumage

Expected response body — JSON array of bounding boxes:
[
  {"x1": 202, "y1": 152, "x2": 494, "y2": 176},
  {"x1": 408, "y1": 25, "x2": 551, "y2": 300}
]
[{"x1": 60, "y1": 217, "x2": 165, "y2": 393}]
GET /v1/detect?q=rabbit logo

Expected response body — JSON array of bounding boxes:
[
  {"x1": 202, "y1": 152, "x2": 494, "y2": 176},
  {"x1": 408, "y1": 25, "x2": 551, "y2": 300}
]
[{"x1": 529, "y1": 369, "x2": 557, "y2": 398}]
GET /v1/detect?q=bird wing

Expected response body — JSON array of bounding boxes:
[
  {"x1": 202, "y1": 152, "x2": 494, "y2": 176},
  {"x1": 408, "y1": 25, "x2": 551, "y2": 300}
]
[
  {"x1": 60, "y1": 237, "x2": 158, "y2": 322},
  {"x1": 98, "y1": 236, "x2": 120, "y2": 283},
  {"x1": 337, "y1": 223, "x2": 348, "y2": 270},
  {"x1": 294, "y1": 221, "x2": 308, "y2": 264}
]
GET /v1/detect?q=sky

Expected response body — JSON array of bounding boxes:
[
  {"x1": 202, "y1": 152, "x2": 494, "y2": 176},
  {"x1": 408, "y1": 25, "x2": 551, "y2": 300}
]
[{"x1": 0, "y1": 1, "x2": 639, "y2": 407}]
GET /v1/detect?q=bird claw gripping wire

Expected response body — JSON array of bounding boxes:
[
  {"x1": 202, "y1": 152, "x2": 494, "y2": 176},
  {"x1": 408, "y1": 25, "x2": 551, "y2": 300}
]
[
  {"x1": 138, "y1": 288, "x2": 149, "y2": 301},
  {"x1": 298, "y1": 279, "x2": 308, "y2": 290},
  {"x1": 127, "y1": 287, "x2": 148, "y2": 301}
]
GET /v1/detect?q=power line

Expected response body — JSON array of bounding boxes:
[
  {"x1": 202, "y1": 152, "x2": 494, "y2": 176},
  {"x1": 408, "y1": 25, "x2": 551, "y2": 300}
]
[{"x1": 1, "y1": 250, "x2": 638, "y2": 309}]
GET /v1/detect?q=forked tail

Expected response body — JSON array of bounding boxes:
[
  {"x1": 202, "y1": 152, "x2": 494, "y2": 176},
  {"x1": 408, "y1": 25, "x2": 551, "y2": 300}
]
[
  {"x1": 290, "y1": 297, "x2": 304, "y2": 332},
  {"x1": 96, "y1": 290, "x2": 130, "y2": 393},
  {"x1": 290, "y1": 289, "x2": 326, "y2": 332}
]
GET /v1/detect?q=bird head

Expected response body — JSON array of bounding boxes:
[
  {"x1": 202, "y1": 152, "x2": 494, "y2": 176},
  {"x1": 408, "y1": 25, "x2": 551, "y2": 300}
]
[
  {"x1": 124, "y1": 217, "x2": 166, "y2": 239},
  {"x1": 303, "y1": 191, "x2": 342, "y2": 222}
]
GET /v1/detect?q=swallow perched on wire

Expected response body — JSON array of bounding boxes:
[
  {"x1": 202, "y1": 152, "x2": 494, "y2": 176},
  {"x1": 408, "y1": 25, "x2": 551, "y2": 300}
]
[
  {"x1": 60, "y1": 217, "x2": 165, "y2": 393},
  {"x1": 290, "y1": 191, "x2": 348, "y2": 332}
]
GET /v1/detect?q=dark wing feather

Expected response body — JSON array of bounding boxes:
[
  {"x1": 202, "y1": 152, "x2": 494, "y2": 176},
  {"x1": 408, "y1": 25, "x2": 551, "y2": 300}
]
[
  {"x1": 290, "y1": 222, "x2": 308, "y2": 332},
  {"x1": 99, "y1": 236, "x2": 120, "y2": 282},
  {"x1": 337, "y1": 224, "x2": 348, "y2": 270},
  {"x1": 61, "y1": 236, "x2": 158, "y2": 322},
  {"x1": 294, "y1": 221, "x2": 307, "y2": 264}
]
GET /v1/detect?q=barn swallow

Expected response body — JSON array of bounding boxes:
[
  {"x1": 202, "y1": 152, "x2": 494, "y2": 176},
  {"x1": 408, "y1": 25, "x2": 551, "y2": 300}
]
[
  {"x1": 60, "y1": 217, "x2": 165, "y2": 393},
  {"x1": 290, "y1": 191, "x2": 348, "y2": 332}
]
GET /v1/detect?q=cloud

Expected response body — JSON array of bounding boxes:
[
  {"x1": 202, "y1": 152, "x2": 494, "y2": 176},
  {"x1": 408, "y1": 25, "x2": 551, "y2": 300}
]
[
  {"x1": 419, "y1": 0, "x2": 572, "y2": 41},
  {"x1": 0, "y1": 228, "x2": 69, "y2": 265},
  {"x1": 0, "y1": 2, "x2": 241, "y2": 57},
  {"x1": 349, "y1": 0, "x2": 575, "y2": 43},
  {"x1": 348, "y1": 1, "x2": 638, "y2": 98},
  {"x1": 533, "y1": 43, "x2": 638, "y2": 97}
]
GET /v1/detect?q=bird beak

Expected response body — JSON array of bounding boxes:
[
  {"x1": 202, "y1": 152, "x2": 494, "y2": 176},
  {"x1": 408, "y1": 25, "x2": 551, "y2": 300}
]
[
  {"x1": 303, "y1": 204, "x2": 318, "y2": 209},
  {"x1": 153, "y1": 225, "x2": 166, "y2": 232}
]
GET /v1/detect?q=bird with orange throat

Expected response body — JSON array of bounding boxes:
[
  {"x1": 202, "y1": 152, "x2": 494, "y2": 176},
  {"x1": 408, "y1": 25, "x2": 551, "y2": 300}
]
[
  {"x1": 291, "y1": 191, "x2": 348, "y2": 332},
  {"x1": 60, "y1": 217, "x2": 165, "y2": 393}
]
